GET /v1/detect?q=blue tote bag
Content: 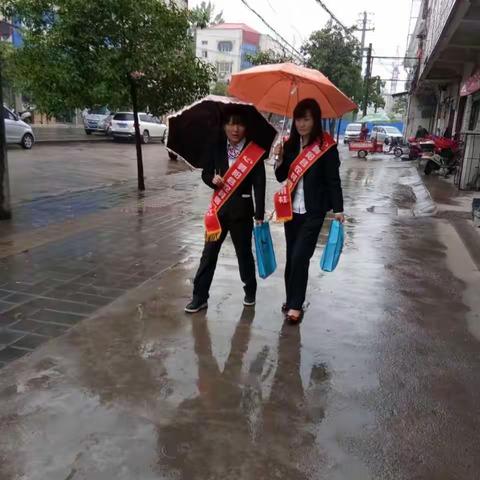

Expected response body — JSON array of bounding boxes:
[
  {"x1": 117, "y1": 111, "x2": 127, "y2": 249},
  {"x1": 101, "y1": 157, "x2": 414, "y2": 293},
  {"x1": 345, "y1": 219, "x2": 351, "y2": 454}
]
[
  {"x1": 320, "y1": 220, "x2": 344, "y2": 272},
  {"x1": 254, "y1": 222, "x2": 277, "y2": 279}
]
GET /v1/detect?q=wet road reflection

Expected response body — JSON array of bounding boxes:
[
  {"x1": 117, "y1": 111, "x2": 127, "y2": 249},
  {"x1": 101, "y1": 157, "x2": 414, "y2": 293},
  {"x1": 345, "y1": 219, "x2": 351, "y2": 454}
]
[{"x1": 156, "y1": 309, "x2": 330, "y2": 479}]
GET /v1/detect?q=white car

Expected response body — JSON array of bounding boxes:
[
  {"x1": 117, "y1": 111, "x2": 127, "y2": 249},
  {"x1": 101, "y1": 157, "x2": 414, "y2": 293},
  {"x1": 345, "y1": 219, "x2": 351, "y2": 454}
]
[
  {"x1": 111, "y1": 112, "x2": 167, "y2": 144},
  {"x1": 3, "y1": 106, "x2": 35, "y2": 149},
  {"x1": 370, "y1": 125, "x2": 403, "y2": 143},
  {"x1": 343, "y1": 123, "x2": 362, "y2": 143}
]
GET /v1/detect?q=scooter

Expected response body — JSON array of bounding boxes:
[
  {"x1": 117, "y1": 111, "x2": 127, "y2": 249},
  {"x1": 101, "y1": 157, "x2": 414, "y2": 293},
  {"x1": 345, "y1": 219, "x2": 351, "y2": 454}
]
[{"x1": 424, "y1": 137, "x2": 461, "y2": 177}]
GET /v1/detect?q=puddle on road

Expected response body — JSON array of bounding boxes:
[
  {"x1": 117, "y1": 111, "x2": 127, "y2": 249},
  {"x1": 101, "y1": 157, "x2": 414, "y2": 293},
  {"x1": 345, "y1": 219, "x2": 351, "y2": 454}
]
[{"x1": 437, "y1": 220, "x2": 480, "y2": 341}]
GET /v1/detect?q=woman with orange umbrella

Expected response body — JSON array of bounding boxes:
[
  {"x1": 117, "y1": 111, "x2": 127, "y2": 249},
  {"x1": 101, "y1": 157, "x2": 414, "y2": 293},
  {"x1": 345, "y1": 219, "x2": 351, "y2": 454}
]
[{"x1": 273, "y1": 98, "x2": 345, "y2": 324}]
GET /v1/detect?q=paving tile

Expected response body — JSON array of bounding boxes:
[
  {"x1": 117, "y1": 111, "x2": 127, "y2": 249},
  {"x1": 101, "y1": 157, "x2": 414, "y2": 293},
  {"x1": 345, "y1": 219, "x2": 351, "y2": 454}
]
[
  {"x1": 3, "y1": 293, "x2": 38, "y2": 304},
  {"x1": 8, "y1": 319, "x2": 43, "y2": 334},
  {"x1": 27, "y1": 279, "x2": 64, "y2": 295},
  {"x1": 0, "y1": 301, "x2": 15, "y2": 313},
  {"x1": 12, "y1": 334, "x2": 49, "y2": 351},
  {"x1": 64, "y1": 293, "x2": 112, "y2": 307},
  {"x1": 29, "y1": 309, "x2": 85, "y2": 326},
  {"x1": 0, "y1": 289, "x2": 11, "y2": 299},
  {"x1": 25, "y1": 298, "x2": 96, "y2": 315},
  {"x1": 34, "y1": 322, "x2": 70, "y2": 338},
  {"x1": 0, "y1": 346, "x2": 28, "y2": 363},
  {"x1": 79, "y1": 285, "x2": 126, "y2": 298},
  {"x1": 0, "y1": 330, "x2": 25, "y2": 345}
]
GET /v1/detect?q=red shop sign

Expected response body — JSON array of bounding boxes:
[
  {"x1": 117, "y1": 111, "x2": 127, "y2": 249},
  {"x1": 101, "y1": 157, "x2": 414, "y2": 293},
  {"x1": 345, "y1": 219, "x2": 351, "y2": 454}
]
[{"x1": 460, "y1": 69, "x2": 480, "y2": 96}]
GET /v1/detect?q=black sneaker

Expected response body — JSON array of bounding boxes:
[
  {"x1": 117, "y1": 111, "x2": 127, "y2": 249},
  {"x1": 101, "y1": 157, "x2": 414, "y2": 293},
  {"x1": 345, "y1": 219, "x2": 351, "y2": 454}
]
[
  {"x1": 243, "y1": 295, "x2": 256, "y2": 307},
  {"x1": 185, "y1": 298, "x2": 208, "y2": 313}
]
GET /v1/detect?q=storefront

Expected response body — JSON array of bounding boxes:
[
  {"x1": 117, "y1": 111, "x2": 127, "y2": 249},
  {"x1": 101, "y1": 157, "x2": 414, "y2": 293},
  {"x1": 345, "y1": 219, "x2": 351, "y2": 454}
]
[{"x1": 458, "y1": 68, "x2": 480, "y2": 191}]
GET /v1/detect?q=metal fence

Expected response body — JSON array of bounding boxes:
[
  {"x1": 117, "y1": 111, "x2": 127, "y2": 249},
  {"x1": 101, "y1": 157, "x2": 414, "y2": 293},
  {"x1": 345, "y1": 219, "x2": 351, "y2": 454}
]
[{"x1": 456, "y1": 132, "x2": 480, "y2": 191}]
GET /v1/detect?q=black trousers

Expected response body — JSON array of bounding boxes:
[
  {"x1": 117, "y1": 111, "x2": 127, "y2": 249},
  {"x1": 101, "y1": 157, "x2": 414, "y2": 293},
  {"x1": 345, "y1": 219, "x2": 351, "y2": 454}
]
[
  {"x1": 284, "y1": 212, "x2": 325, "y2": 310},
  {"x1": 193, "y1": 215, "x2": 256, "y2": 302}
]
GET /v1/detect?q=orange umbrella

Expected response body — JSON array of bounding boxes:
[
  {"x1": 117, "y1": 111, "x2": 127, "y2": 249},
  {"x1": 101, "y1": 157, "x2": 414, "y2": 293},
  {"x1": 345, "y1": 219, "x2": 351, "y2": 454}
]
[{"x1": 228, "y1": 62, "x2": 357, "y2": 118}]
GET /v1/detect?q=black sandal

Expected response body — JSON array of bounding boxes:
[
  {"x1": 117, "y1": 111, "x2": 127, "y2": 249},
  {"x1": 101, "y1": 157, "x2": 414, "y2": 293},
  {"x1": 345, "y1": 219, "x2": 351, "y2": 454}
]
[{"x1": 281, "y1": 303, "x2": 288, "y2": 313}]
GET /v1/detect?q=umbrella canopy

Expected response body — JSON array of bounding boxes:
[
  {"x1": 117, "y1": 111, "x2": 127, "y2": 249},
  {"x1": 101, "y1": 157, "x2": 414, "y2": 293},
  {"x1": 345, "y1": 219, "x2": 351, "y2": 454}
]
[
  {"x1": 358, "y1": 112, "x2": 391, "y2": 123},
  {"x1": 228, "y1": 63, "x2": 357, "y2": 118},
  {"x1": 167, "y1": 95, "x2": 277, "y2": 169}
]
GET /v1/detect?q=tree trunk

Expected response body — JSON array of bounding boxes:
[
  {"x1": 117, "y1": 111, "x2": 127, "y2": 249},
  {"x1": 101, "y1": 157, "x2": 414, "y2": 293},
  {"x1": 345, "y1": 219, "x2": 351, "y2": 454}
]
[
  {"x1": 129, "y1": 79, "x2": 145, "y2": 191},
  {"x1": 0, "y1": 65, "x2": 12, "y2": 220}
]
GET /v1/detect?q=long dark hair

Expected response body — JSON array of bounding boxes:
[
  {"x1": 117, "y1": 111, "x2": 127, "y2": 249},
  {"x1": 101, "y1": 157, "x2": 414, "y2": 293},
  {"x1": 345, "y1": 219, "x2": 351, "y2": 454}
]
[{"x1": 284, "y1": 98, "x2": 324, "y2": 157}]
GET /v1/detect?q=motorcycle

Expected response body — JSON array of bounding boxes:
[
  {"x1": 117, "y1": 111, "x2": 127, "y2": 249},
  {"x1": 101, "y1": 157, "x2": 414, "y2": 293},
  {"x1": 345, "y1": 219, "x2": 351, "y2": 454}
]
[{"x1": 424, "y1": 137, "x2": 461, "y2": 177}]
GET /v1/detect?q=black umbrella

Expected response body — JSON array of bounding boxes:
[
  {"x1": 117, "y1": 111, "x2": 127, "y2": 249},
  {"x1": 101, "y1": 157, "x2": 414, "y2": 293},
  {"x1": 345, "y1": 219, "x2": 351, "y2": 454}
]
[{"x1": 167, "y1": 95, "x2": 277, "y2": 169}]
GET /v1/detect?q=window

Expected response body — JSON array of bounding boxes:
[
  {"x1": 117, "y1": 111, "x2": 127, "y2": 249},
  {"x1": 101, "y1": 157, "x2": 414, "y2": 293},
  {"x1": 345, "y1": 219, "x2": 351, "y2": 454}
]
[
  {"x1": 114, "y1": 113, "x2": 134, "y2": 121},
  {"x1": 218, "y1": 41, "x2": 233, "y2": 52},
  {"x1": 88, "y1": 106, "x2": 109, "y2": 115},
  {"x1": 202, "y1": 50, "x2": 208, "y2": 58},
  {"x1": 201, "y1": 40, "x2": 208, "y2": 45},
  {"x1": 139, "y1": 114, "x2": 154, "y2": 123},
  {"x1": 216, "y1": 61, "x2": 233, "y2": 77},
  {"x1": 3, "y1": 107, "x2": 16, "y2": 120}
]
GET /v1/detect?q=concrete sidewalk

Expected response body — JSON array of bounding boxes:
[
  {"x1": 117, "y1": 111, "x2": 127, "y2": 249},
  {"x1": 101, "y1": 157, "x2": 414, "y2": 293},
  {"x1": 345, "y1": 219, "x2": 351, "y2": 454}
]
[
  {"x1": 32, "y1": 125, "x2": 109, "y2": 144},
  {"x1": 1, "y1": 152, "x2": 480, "y2": 479}
]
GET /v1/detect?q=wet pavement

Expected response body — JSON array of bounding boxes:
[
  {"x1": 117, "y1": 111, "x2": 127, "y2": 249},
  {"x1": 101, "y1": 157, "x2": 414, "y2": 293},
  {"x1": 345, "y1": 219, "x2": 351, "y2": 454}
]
[
  {"x1": 7, "y1": 141, "x2": 186, "y2": 204},
  {"x1": 1, "y1": 150, "x2": 480, "y2": 479}
]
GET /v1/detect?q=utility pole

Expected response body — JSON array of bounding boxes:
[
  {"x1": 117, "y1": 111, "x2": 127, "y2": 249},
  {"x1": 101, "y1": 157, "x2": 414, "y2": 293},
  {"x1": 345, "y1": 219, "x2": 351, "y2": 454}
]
[
  {"x1": 362, "y1": 43, "x2": 373, "y2": 117},
  {"x1": 356, "y1": 11, "x2": 375, "y2": 72},
  {"x1": 0, "y1": 59, "x2": 12, "y2": 220}
]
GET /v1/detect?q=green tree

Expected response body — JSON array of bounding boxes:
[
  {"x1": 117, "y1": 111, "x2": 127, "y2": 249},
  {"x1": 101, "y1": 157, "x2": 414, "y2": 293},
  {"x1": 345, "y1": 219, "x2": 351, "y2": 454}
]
[
  {"x1": 367, "y1": 76, "x2": 386, "y2": 113},
  {"x1": 392, "y1": 94, "x2": 408, "y2": 116},
  {"x1": 301, "y1": 22, "x2": 363, "y2": 105},
  {"x1": 190, "y1": 1, "x2": 224, "y2": 29},
  {"x1": 245, "y1": 49, "x2": 293, "y2": 66},
  {"x1": 1, "y1": 0, "x2": 215, "y2": 190},
  {"x1": 211, "y1": 81, "x2": 228, "y2": 96}
]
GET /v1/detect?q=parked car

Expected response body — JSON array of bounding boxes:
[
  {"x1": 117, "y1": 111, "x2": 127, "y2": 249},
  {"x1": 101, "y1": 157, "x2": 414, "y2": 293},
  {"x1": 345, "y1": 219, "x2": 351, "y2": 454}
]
[
  {"x1": 111, "y1": 112, "x2": 167, "y2": 144},
  {"x1": 3, "y1": 106, "x2": 35, "y2": 149},
  {"x1": 83, "y1": 106, "x2": 112, "y2": 135},
  {"x1": 370, "y1": 125, "x2": 403, "y2": 143},
  {"x1": 343, "y1": 123, "x2": 362, "y2": 143}
]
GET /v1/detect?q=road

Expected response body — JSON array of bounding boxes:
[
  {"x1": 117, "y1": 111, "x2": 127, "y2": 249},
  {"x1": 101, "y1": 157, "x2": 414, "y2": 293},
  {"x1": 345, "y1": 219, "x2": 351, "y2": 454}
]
[
  {"x1": 1, "y1": 150, "x2": 480, "y2": 479},
  {"x1": 7, "y1": 141, "x2": 187, "y2": 205}
]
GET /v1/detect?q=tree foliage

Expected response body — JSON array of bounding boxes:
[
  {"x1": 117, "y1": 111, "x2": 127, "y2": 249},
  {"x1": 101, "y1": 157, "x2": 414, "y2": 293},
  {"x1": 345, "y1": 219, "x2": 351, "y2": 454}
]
[
  {"x1": 392, "y1": 94, "x2": 408, "y2": 116},
  {"x1": 211, "y1": 81, "x2": 228, "y2": 96},
  {"x1": 1, "y1": 0, "x2": 216, "y2": 116},
  {"x1": 190, "y1": 1, "x2": 224, "y2": 29},
  {"x1": 245, "y1": 49, "x2": 294, "y2": 66},
  {"x1": 301, "y1": 22, "x2": 363, "y2": 105},
  {"x1": 367, "y1": 76, "x2": 386, "y2": 113}
]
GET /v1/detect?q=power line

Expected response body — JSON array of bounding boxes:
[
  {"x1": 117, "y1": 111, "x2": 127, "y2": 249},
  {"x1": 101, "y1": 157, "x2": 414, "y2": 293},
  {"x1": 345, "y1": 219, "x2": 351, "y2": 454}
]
[
  {"x1": 239, "y1": 0, "x2": 304, "y2": 62},
  {"x1": 313, "y1": 0, "x2": 350, "y2": 33}
]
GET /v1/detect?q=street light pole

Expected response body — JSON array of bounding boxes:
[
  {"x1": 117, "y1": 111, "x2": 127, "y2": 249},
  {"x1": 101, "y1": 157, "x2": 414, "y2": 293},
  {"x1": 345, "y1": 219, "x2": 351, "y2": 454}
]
[{"x1": 0, "y1": 61, "x2": 12, "y2": 220}]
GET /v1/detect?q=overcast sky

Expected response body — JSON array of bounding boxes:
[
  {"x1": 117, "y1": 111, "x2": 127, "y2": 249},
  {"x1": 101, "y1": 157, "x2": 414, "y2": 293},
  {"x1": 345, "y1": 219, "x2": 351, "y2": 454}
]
[{"x1": 190, "y1": 0, "x2": 418, "y2": 93}]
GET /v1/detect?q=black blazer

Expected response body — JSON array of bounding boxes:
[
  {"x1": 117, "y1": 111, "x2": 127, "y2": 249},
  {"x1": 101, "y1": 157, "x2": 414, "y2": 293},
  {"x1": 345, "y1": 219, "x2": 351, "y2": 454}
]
[
  {"x1": 201, "y1": 139, "x2": 267, "y2": 221},
  {"x1": 275, "y1": 140, "x2": 344, "y2": 214}
]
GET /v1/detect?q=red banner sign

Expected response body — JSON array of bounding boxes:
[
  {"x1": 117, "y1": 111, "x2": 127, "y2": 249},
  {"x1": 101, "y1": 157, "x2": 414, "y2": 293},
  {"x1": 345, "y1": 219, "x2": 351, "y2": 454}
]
[{"x1": 460, "y1": 69, "x2": 480, "y2": 97}]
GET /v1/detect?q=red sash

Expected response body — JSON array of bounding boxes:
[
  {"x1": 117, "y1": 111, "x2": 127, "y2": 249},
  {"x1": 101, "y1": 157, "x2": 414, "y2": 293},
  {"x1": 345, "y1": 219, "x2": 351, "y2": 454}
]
[
  {"x1": 274, "y1": 133, "x2": 336, "y2": 222},
  {"x1": 204, "y1": 142, "x2": 265, "y2": 242}
]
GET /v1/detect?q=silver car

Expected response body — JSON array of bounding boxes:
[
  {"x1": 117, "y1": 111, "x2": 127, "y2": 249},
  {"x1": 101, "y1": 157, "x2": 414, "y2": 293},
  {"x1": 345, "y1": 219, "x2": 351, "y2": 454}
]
[
  {"x1": 3, "y1": 106, "x2": 35, "y2": 149},
  {"x1": 370, "y1": 125, "x2": 403, "y2": 143}
]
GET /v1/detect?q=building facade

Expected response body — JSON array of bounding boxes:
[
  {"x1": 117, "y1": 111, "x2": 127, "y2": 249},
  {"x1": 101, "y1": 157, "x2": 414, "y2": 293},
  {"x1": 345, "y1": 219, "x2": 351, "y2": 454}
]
[
  {"x1": 405, "y1": 0, "x2": 480, "y2": 190},
  {"x1": 196, "y1": 23, "x2": 282, "y2": 83}
]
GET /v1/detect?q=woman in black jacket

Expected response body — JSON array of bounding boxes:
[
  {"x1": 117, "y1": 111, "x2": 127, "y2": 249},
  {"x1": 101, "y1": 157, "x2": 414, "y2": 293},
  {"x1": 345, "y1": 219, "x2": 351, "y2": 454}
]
[{"x1": 274, "y1": 98, "x2": 345, "y2": 324}]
